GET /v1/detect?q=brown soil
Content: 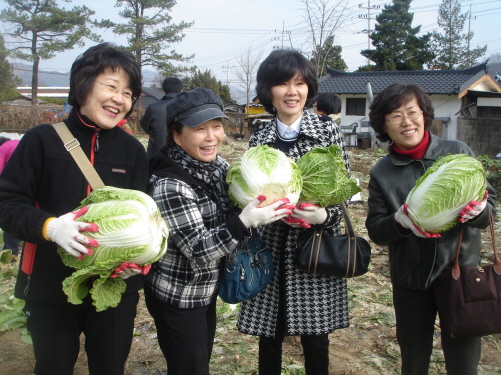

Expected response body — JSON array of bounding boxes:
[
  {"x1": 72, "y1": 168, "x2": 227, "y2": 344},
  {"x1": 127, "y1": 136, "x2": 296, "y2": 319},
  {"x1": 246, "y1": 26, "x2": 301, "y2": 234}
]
[{"x1": 1, "y1": 140, "x2": 500, "y2": 375}]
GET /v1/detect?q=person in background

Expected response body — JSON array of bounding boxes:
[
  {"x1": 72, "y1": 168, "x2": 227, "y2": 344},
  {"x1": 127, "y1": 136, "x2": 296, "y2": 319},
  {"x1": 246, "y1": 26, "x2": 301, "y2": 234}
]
[
  {"x1": 313, "y1": 92, "x2": 342, "y2": 126},
  {"x1": 140, "y1": 76, "x2": 183, "y2": 160},
  {"x1": 144, "y1": 87, "x2": 292, "y2": 375},
  {"x1": 365, "y1": 82, "x2": 497, "y2": 375},
  {"x1": 237, "y1": 49, "x2": 351, "y2": 375},
  {"x1": 0, "y1": 42, "x2": 149, "y2": 375},
  {"x1": 0, "y1": 136, "x2": 20, "y2": 256}
]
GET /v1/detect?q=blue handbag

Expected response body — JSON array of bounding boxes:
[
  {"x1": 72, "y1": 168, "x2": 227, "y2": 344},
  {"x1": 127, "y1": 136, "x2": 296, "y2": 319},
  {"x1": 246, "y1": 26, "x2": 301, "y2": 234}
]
[{"x1": 219, "y1": 229, "x2": 274, "y2": 304}]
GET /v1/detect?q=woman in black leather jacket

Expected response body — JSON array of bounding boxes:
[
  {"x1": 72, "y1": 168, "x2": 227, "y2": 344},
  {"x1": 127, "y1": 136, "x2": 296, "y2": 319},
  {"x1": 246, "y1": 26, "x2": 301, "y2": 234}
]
[{"x1": 365, "y1": 82, "x2": 497, "y2": 375}]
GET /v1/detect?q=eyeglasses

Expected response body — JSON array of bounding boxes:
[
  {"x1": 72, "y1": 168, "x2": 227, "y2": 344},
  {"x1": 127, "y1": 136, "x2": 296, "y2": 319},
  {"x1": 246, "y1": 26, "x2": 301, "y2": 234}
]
[
  {"x1": 386, "y1": 110, "x2": 423, "y2": 125},
  {"x1": 95, "y1": 80, "x2": 137, "y2": 102}
]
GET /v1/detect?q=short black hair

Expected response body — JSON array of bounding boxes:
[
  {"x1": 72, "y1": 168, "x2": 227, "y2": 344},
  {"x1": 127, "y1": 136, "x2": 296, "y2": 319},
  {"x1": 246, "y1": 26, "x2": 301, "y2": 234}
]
[
  {"x1": 369, "y1": 82, "x2": 434, "y2": 143},
  {"x1": 256, "y1": 49, "x2": 318, "y2": 114},
  {"x1": 68, "y1": 43, "x2": 142, "y2": 118},
  {"x1": 316, "y1": 93, "x2": 342, "y2": 115},
  {"x1": 162, "y1": 77, "x2": 183, "y2": 94}
]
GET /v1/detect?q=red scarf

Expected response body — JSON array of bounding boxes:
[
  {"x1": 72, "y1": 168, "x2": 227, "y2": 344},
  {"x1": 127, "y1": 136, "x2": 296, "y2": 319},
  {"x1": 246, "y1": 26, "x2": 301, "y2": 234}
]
[{"x1": 392, "y1": 131, "x2": 430, "y2": 160}]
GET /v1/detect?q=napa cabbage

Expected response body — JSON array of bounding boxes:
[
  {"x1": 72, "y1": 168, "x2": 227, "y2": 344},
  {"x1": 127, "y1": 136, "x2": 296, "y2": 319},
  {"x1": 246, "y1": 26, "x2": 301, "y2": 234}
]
[
  {"x1": 58, "y1": 186, "x2": 169, "y2": 312},
  {"x1": 405, "y1": 154, "x2": 486, "y2": 233},
  {"x1": 296, "y1": 145, "x2": 362, "y2": 207},
  {"x1": 226, "y1": 145, "x2": 302, "y2": 208}
]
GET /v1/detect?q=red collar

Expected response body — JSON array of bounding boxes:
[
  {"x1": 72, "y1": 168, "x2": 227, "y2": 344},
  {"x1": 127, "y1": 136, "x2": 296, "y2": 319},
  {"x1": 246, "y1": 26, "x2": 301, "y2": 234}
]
[{"x1": 392, "y1": 131, "x2": 430, "y2": 160}]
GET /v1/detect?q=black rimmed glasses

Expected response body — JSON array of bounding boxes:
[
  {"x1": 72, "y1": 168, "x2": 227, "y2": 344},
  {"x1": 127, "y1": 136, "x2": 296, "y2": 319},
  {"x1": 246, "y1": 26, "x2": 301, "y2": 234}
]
[
  {"x1": 95, "y1": 80, "x2": 137, "y2": 102},
  {"x1": 386, "y1": 110, "x2": 423, "y2": 125}
]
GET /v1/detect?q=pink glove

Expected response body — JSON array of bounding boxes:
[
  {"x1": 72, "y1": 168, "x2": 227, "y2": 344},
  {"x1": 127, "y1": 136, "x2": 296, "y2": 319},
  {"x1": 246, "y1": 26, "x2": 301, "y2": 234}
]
[
  {"x1": 290, "y1": 203, "x2": 328, "y2": 225},
  {"x1": 46, "y1": 206, "x2": 99, "y2": 259},
  {"x1": 110, "y1": 263, "x2": 151, "y2": 279},
  {"x1": 458, "y1": 190, "x2": 488, "y2": 223},
  {"x1": 394, "y1": 204, "x2": 441, "y2": 239},
  {"x1": 282, "y1": 215, "x2": 311, "y2": 228}
]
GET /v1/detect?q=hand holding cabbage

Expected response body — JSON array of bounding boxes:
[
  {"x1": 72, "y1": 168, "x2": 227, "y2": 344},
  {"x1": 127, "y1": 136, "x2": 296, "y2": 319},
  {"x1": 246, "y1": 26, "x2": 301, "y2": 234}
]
[
  {"x1": 227, "y1": 145, "x2": 361, "y2": 229},
  {"x1": 396, "y1": 154, "x2": 488, "y2": 237},
  {"x1": 58, "y1": 186, "x2": 169, "y2": 311}
]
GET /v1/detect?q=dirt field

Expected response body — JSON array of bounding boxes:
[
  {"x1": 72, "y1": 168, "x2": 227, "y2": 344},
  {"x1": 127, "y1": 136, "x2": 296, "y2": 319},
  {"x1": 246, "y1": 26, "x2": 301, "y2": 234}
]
[{"x1": 1, "y1": 139, "x2": 500, "y2": 375}]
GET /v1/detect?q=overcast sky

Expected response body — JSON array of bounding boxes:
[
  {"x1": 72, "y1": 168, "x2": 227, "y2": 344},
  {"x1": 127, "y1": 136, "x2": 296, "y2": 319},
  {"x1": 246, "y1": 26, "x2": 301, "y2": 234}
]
[{"x1": 3, "y1": 0, "x2": 501, "y2": 96}]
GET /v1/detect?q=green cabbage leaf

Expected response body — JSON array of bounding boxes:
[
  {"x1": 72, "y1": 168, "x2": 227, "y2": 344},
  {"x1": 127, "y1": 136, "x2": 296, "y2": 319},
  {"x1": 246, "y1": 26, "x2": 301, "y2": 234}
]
[
  {"x1": 296, "y1": 145, "x2": 361, "y2": 207},
  {"x1": 405, "y1": 154, "x2": 486, "y2": 233},
  {"x1": 226, "y1": 145, "x2": 303, "y2": 208},
  {"x1": 59, "y1": 186, "x2": 169, "y2": 311}
]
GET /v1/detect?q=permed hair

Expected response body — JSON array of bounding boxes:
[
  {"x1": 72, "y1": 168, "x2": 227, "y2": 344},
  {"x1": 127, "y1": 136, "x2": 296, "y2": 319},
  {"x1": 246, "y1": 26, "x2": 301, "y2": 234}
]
[
  {"x1": 369, "y1": 82, "x2": 434, "y2": 143},
  {"x1": 68, "y1": 43, "x2": 142, "y2": 118},
  {"x1": 256, "y1": 49, "x2": 318, "y2": 114}
]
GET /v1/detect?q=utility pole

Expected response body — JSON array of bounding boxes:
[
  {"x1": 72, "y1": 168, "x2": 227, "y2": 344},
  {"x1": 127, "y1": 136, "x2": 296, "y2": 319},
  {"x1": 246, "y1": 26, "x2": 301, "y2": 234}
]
[
  {"x1": 465, "y1": 3, "x2": 476, "y2": 61},
  {"x1": 358, "y1": 1, "x2": 380, "y2": 65},
  {"x1": 222, "y1": 62, "x2": 234, "y2": 87}
]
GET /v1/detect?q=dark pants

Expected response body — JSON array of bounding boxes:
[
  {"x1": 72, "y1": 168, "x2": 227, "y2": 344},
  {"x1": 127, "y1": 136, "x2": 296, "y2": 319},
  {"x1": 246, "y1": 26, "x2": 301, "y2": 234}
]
[
  {"x1": 144, "y1": 292, "x2": 217, "y2": 375},
  {"x1": 258, "y1": 244, "x2": 329, "y2": 375},
  {"x1": 2, "y1": 230, "x2": 19, "y2": 256},
  {"x1": 392, "y1": 284, "x2": 481, "y2": 375},
  {"x1": 24, "y1": 291, "x2": 139, "y2": 375}
]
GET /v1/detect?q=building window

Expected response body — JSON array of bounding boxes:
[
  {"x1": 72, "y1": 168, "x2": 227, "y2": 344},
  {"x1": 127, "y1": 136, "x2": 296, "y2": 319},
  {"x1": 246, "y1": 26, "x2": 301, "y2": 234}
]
[{"x1": 346, "y1": 98, "x2": 366, "y2": 116}]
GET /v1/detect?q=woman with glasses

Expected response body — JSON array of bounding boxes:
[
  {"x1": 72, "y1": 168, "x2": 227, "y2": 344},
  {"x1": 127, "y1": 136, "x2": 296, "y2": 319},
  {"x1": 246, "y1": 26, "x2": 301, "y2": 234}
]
[
  {"x1": 0, "y1": 42, "x2": 148, "y2": 375},
  {"x1": 365, "y1": 82, "x2": 496, "y2": 375}
]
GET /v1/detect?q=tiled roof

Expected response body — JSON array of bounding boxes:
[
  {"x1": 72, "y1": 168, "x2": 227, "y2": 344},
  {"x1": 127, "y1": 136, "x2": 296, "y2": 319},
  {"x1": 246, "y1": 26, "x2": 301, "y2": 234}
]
[{"x1": 319, "y1": 62, "x2": 489, "y2": 96}]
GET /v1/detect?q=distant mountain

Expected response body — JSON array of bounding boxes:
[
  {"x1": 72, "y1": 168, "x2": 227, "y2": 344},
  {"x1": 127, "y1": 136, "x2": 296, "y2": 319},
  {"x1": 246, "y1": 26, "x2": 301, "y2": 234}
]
[
  {"x1": 14, "y1": 63, "x2": 70, "y2": 87},
  {"x1": 13, "y1": 63, "x2": 159, "y2": 89}
]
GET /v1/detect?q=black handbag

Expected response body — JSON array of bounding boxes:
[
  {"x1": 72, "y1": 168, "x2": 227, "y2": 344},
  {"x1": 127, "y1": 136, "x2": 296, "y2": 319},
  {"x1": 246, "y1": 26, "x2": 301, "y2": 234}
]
[
  {"x1": 295, "y1": 203, "x2": 371, "y2": 278},
  {"x1": 434, "y1": 213, "x2": 501, "y2": 339},
  {"x1": 219, "y1": 229, "x2": 274, "y2": 304}
]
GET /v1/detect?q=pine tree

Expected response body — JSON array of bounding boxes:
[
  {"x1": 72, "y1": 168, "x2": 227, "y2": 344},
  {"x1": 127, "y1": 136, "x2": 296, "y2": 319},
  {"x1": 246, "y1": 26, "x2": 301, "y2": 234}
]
[
  {"x1": 0, "y1": 0, "x2": 101, "y2": 105},
  {"x1": 430, "y1": 0, "x2": 487, "y2": 70},
  {"x1": 185, "y1": 69, "x2": 233, "y2": 104},
  {"x1": 312, "y1": 36, "x2": 347, "y2": 76},
  {"x1": 360, "y1": 0, "x2": 434, "y2": 71},
  {"x1": 0, "y1": 34, "x2": 20, "y2": 104}
]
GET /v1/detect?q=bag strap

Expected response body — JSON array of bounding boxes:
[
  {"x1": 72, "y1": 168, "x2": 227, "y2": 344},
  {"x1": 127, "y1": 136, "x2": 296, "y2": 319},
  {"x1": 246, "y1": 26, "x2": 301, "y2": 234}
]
[
  {"x1": 52, "y1": 122, "x2": 105, "y2": 191},
  {"x1": 340, "y1": 202, "x2": 356, "y2": 238},
  {"x1": 452, "y1": 212, "x2": 501, "y2": 280},
  {"x1": 489, "y1": 212, "x2": 501, "y2": 275}
]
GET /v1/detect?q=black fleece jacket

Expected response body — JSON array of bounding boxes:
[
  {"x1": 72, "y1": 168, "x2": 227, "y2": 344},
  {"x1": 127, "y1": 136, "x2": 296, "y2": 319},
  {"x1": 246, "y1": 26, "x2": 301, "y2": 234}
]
[{"x1": 0, "y1": 109, "x2": 149, "y2": 304}]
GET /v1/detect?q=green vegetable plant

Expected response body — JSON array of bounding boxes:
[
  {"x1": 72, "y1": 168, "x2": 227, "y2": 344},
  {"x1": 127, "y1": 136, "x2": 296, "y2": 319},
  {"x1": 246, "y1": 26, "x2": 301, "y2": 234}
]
[
  {"x1": 226, "y1": 145, "x2": 303, "y2": 208},
  {"x1": 296, "y1": 145, "x2": 362, "y2": 207},
  {"x1": 58, "y1": 187, "x2": 169, "y2": 312},
  {"x1": 405, "y1": 154, "x2": 486, "y2": 233}
]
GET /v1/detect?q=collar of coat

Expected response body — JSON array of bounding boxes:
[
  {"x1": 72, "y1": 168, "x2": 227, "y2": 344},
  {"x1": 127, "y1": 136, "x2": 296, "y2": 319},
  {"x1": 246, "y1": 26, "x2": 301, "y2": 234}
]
[{"x1": 255, "y1": 109, "x2": 330, "y2": 145}]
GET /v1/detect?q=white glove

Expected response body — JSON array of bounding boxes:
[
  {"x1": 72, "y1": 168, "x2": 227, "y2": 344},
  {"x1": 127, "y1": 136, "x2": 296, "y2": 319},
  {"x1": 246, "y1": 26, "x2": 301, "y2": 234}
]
[
  {"x1": 394, "y1": 204, "x2": 440, "y2": 239},
  {"x1": 110, "y1": 263, "x2": 151, "y2": 279},
  {"x1": 239, "y1": 195, "x2": 294, "y2": 228},
  {"x1": 290, "y1": 203, "x2": 328, "y2": 225},
  {"x1": 458, "y1": 190, "x2": 488, "y2": 223},
  {"x1": 46, "y1": 206, "x2": 99, "y2": 258}
]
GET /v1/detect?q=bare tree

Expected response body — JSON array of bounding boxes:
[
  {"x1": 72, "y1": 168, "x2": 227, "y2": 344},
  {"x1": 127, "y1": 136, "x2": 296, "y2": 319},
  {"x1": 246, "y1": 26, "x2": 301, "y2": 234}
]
[
  {"x1": 233, "y1": 47, "x2": 263, "y2": 134},
  {"x1": 299, "y1": 0, "x2": 348, "y2": 76}
]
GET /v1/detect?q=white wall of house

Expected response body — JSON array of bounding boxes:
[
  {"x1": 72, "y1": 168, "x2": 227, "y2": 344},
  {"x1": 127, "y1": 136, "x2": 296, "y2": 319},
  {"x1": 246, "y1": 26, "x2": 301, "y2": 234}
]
[{"x1": 337, "y1": 94, "x2": 461, "y2": 140}]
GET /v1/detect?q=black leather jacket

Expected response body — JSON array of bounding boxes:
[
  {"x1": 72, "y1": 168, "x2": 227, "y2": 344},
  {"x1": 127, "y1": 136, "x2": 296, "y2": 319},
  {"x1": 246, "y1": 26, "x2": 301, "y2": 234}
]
[{"x1": 366, "y1": 134, "x2": 497, "y2": 290}]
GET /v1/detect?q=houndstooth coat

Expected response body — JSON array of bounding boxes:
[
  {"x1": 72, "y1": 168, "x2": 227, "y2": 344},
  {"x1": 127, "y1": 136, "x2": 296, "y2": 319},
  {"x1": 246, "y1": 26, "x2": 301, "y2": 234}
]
[{"x1": 237, "y1": 109, "x2": 351, "y2": 337}]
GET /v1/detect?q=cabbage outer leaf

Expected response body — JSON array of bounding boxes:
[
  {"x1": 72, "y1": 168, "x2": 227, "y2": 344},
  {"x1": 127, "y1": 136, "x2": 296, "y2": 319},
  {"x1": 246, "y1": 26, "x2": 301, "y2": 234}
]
[
  {"x1": 59, "y1": 186, "x2": 169, "y2": 311},
  {"x1": 227, "y1": 145, "x2": 302, "y2": 208},
  {"x1": 405, "y1": 154, "x2": 486, "y2": 233},
  {"x1": 296, "y1": 145, "x2": 362, "y2": 207}
]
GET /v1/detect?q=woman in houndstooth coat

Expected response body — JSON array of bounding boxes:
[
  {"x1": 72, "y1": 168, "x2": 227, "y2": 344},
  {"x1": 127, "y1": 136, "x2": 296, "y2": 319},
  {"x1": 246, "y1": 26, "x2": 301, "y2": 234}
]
[{"x1": 237, "y1": 49, "x2": 351, "y2": 375}]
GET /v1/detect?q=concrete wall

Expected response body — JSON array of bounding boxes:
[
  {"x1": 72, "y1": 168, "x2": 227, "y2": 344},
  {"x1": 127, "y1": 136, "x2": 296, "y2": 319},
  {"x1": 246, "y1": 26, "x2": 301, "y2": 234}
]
[
  {"x1": 337, "y1": 94, "x2": 461, "y2": 140},
  {"x1": 457, "y1": 117, "x2": 501, "y2": 157}
]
